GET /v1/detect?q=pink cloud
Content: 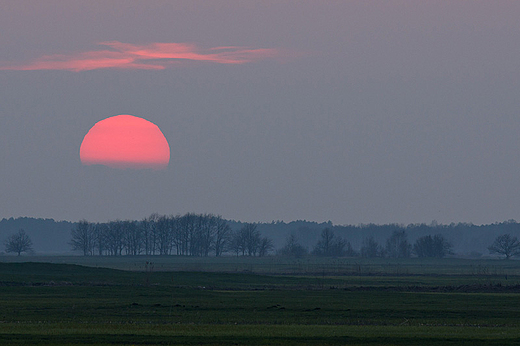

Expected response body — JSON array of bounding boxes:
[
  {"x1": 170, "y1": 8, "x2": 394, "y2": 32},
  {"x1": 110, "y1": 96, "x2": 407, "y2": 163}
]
[{"x1": 0, "y1": 41, "x2": 280, "y2": 71}]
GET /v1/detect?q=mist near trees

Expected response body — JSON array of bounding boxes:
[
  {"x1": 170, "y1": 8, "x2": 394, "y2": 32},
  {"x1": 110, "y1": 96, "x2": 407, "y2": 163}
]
[
  {"x1": 3, "y1": 216, "x2": 520, "y2": 258},
  {"x1": 311, "y1": 229, "x2": 355, "y2": 257},
  {"x1": 70, "y1": 214, "x2": 235, "y2": 257},
  {"x1": 414, "y1": 234, "x2": 453, "y2": 258},
  {"x1": 488, "y1": 234, "x2": 520, "y2": 259},
  {"x1": 4, "y1": 229, "x2": 33, "y2": 256},
  {"x1": 278, "y1": 234, "x2": 308, "y2": 258},
  {"x1": 64, "y1": 217, "x2": 497, "y2": 260}
]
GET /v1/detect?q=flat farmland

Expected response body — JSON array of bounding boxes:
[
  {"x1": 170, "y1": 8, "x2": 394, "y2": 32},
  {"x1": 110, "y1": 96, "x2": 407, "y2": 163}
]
[{"x1": 0, "y1": 258, "x2": 520, "y2": 345}]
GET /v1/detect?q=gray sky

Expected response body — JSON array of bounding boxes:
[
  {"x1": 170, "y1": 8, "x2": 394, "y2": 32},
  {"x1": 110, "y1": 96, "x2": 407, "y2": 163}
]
[{"x1": 1, "y1": 1, "x2": 520, "y2": 225}]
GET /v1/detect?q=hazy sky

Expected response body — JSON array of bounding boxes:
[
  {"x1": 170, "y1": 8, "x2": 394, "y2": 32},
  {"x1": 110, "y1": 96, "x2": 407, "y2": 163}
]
[{"x1": 1, "y1": 1, "x2": 520, "y2": 225}]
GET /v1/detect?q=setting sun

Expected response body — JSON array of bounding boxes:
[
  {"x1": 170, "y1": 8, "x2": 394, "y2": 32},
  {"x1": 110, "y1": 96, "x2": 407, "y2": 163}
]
[{"x1": 80, "y1": 114, "x2": 170, "y2": 169}]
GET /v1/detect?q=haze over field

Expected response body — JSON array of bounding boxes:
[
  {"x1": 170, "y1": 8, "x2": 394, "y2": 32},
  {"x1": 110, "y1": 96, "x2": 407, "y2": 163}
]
[{"x1": 1, "y1": 1, "x2": 520, "y2": 225}]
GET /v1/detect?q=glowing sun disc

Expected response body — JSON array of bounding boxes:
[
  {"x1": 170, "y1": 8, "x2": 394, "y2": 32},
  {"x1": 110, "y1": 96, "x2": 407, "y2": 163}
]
[{"x1": 80, "y1": 114, "x2": 170, "y2": 169}]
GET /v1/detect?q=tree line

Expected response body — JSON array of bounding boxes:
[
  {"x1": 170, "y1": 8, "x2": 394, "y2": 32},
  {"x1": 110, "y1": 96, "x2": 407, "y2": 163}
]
[
  {"x1": 4, "y1": 216, "x2": 520, "y2": 255},
  {"x1": 279, "y1": 229, "x2": 453, "y2": 258},
  {"x1": 326, "y1": 220, "x2": 520, "y2": 255},
  {"x1": 68, "y1": 214, "x2": 456, "y2": 258},
  {"x1": 4, "y1": 215, "x2": 520, "y2": 259},
  {"x1": 70, "y1": 213, "x2": 274, "y2": 257}
]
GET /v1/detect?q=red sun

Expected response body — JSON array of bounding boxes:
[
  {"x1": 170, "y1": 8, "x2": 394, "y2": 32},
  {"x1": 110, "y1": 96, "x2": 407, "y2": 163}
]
[{"x1": 80, "y1": 114, "x2": 170, "y2": 169}]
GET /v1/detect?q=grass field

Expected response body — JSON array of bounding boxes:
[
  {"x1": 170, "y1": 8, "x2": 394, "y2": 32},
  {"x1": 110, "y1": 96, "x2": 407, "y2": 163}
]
[
  {"x1": 3, "y1": 255, "x2": 520, "y2": 276},
  {"x1": 1, "y1": 257, "x2": 520, "y2": 345}
]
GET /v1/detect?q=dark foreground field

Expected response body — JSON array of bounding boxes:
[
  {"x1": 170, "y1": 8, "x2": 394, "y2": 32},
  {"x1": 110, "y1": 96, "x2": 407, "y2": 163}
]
[{"x1": 1, "y1": 258, "x2": 520, "y2": 345}]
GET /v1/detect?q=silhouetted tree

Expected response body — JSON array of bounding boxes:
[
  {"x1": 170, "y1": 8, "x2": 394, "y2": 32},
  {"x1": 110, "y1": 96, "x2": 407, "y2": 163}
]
[
  {"x1": 156, "y1": 215, "x2": 173, "y2": 255},
  {"x1": 258, "y1": 237, "x2": 274, "y2": 257},
  {"x1": 93, "y1": 222, "x2": 108, "y2": 256},
  {"x1": 237, "y1": 223, "x2": 261, "y2": 256},
  {"x1": 413, "y1": 234, "x2": 452, "y2": 258},
  {"x1": 229, "y1": 229, "x2": 246, "y2": 257},
  {"x1": 5, "y1": 229, "x2": 33, "y2": 256},
  {"x1": 278, "y1": 234, "x2": 308, "y2": 258},
  {"x1": 172, "y1": 214, "x2": 187, "y2": 255},
  {"x1": 312, "y1": 228, "x2": 335, "y2": 256},
  {"x1": 197, "y1": 214, "x2": 216, "y2": 257},
  {"x1": 488, "y1": 234, "x2": 520, "y2": 259},
  {"x1": 141, "y1": 214, "x2": 158, "y2": 255},
  {"x1": 124, "y1": 220, "x2": 143, "y2": 255},
  {"x1": 105, "y1": 220, "x2": 126, "y2": 256},
  {"x1": 343, "y1": 241, "x2": 357, "y2": 257},
  {"x1": 70, "y1": 220, "x2": 96, "y2": 256},
  {"x1": 385, "y1": 230, "x2": 411, "y2": 258},
  {"x1": 181, "y1": 213, "x2": 198, "y2": 256},
  {"x1": 312, "y1": 228, "x2": 353, "y2": 257},
  {"x1": 360, "y1": 236, "x2": 382, "y2": 258},
  {"x1": 214, "y1": 216, "x2": 231, "y2": 257}
]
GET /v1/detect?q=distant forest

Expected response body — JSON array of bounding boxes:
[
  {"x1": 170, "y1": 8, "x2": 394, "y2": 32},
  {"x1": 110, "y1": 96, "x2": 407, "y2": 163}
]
[{"x1": 2, "y1": 216, "x2": 520, "y2": 258}]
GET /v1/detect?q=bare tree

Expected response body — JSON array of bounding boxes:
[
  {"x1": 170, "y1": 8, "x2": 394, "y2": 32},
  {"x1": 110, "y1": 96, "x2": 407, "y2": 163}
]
[
  {"x1": 229, "y1": 229, "x2": 245, "y2": 257},
  {"x1": 312, "y1": 228, "x2": 335, "y2": 256},
  {"x1": 173, "y1": 213, "x2": 194, "y2": 255},
  {"x1": 105, "y1": 220, "x2": 126, "y2": 256},
  {"x1": 360, "y1": 236, "x2": 382, "y2": 258},
  {"x1": 93, "y1": 222, "x2": 108, "y2": 255},
  {"x1": 167, "y1": 216, "x2": 180, "y2": 255},
  {"x1": 124, "y1": 220, "x2": 143, "y2": 256},
  {"x1": 156, "y1": 215, "x2": 172, "y2": 255},
  {"x1": 198, "y1": 214, "x2": 216, "y2": 257},
  {"x1": 488, "y1": 234, "x2": 520, "y2": 259},
  {"x1": 312, "y1": 228, "x2": 352, "y2": 257},
  {"x1": 385, "y1": 230, "x2": 411, "y2": 258},
  {"x1": 214, "y1": 216, "x2": 231, "y2": 257},
  {"x1": 413, "y1": 234, "x2": 452, "y2": 258},
  {"x1": 184, "y1": 213, "x2": 199, "y2": 256},
  {"x1": 171, "y1": 214, "x2": 185, "y2": 255},
  {"x1": 278, "y1": 233, "x2": 307, "y2": 258},
  {"x1": 240, "y1": 223, "x2": 261, "y2": 256},
  {"x1": 70, "y1": 220, "x2": 96, "y2": 256},
  {"x1": 143, "y1": 213, "x2": 159, "y2": 255},
  {"x1": 5, "y1": 229, "x2": 33, "y2": 256},
  {"x1": 258, "y1": 237, "x2": 274, "y2": 257}
]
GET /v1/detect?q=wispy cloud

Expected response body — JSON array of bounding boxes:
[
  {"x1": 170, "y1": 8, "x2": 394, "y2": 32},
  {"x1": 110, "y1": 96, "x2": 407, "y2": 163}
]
[{"x1": 0, "y1": 41, "x2": 279, "y2": 71}]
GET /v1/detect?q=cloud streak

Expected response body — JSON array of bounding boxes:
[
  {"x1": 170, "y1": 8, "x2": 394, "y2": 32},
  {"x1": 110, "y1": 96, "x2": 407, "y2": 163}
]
[{"x1": 0, "y1": 41, "x2": 279, "y2": 71}]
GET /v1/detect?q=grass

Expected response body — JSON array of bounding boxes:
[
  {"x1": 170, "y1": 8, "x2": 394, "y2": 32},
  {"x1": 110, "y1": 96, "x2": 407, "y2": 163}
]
[
  {"x1": 1, "y1": 257, "x2": 520, "y2": 344},
  {"x1": 4, "y1": 255, "x2": 520, "y2": 276},
  {"x1": 1, "y1": 324, "x2": 520, "y2": 346}
]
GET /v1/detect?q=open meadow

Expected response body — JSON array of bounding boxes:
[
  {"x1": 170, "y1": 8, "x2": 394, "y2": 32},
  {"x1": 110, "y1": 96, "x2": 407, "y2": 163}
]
[{"x1": 1, "y1": 257, "x2": 520, "y2": 345}]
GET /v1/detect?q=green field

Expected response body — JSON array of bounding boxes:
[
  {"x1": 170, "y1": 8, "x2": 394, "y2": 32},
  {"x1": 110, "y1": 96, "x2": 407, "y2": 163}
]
[{"x1": 1, "y1": 257, "x2": 520, "y2": 345}]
